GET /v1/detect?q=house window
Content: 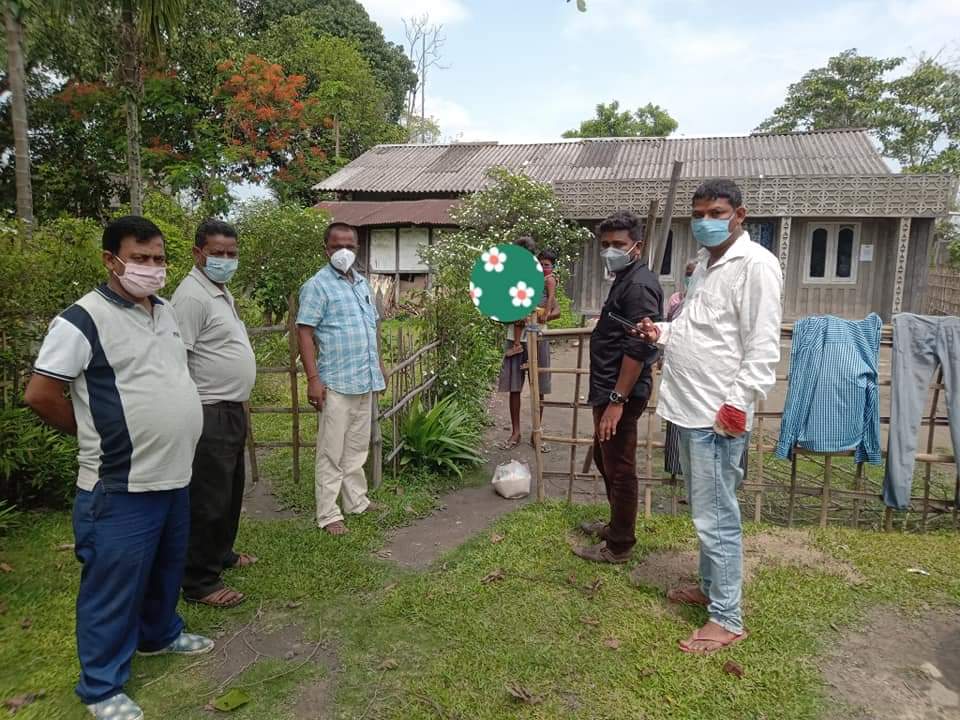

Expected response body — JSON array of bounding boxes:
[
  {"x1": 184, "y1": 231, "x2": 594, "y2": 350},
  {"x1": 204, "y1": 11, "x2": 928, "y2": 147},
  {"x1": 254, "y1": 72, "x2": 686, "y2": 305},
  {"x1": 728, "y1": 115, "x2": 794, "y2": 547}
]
[
  {"x1": 744, "y1": 221, "x2": 775, "y2": 253},
  {"x1": 803, "y1": 222, "x2": 859, "y2": 284},
  {"x1": 659, "y1": 230, "x2": 673, "y2": 278}
]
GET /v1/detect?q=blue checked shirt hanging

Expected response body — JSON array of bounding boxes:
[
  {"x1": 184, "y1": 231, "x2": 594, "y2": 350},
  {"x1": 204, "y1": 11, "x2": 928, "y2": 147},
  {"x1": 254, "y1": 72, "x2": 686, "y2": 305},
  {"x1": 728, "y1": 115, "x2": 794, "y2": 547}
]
[{"x1": 774, "y1": 314, "x2": 882, "y2": 464}]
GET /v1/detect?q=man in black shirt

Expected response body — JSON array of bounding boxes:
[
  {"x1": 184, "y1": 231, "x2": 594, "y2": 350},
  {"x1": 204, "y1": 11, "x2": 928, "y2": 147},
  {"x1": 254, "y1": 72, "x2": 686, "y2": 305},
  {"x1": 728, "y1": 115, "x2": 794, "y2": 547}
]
[{"x1": 574, "y1": 210, "x2": 663, "y2": 563}]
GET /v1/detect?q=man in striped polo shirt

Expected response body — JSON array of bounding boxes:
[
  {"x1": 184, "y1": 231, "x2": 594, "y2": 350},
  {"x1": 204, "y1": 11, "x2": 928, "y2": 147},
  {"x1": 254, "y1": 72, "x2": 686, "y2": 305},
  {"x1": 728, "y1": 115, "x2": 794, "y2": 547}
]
[{"x1": 24, "y1": 216, "x2": 214, "y2": 720}]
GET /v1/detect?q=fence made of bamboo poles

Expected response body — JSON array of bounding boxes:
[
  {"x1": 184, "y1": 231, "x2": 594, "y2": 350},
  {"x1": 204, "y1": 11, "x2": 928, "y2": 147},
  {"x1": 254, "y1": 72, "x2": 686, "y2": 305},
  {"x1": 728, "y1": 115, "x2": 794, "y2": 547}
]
[{"x1": 526, "y1": 323, "x2": 958, "y2": 532}]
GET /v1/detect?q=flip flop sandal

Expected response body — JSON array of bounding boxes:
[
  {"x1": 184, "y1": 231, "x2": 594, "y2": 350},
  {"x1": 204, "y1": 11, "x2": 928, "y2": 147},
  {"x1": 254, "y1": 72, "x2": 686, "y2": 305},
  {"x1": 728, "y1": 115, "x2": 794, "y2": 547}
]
[
  {"x1": 497, "y1": 439, "x2": 521, "y2": 450},
  {"x1": 679, "y1": 628, "x2": 749, "y2": 655},
  {"x1": 87, "y1": 693, "x2": 143, "y2": 720},
  {"x1": 233, "y1": 552, "x2": 258, "y2": 567},
  {"x1": 139, "y1": 632, "x2": 215, "y2": 656}
]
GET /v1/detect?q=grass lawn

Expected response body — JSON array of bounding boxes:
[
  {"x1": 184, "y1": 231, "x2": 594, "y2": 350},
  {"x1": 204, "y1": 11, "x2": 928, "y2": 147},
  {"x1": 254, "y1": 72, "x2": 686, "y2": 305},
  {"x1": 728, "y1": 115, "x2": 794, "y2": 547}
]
[{"x1": 3, "y1": 451, "x2": 960, "y2": 720}]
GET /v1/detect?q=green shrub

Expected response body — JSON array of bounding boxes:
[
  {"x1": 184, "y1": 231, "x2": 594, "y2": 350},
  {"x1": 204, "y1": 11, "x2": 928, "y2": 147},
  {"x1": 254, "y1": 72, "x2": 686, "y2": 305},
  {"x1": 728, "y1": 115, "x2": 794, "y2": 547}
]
[
  {"x1": 396, "y1": 396, "x2": 484, "y2": 478},
  {"x1": 0, "y1": 407, "x2": 77, "y2": 508},
  {"x1": 234, "y1": 200, "x2": 330, "y2": 319}
]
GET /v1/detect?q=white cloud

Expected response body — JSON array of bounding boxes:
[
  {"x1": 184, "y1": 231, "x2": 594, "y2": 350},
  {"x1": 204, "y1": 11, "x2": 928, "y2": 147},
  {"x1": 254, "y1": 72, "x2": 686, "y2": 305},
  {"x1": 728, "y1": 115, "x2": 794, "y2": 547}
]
[{"x1": 360, "y1": 0, "x2": 468, "y2": 26}]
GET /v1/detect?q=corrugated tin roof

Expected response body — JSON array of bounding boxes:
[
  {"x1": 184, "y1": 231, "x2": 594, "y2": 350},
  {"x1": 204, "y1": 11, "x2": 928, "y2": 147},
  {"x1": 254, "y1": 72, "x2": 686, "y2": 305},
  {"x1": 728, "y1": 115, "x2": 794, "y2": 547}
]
[
  {"x1": 315, "y1": 130, "x2": 890, "y2": 193},
  {"x1": 313, "y1": 199, "x2": 459, "y2": 226}
]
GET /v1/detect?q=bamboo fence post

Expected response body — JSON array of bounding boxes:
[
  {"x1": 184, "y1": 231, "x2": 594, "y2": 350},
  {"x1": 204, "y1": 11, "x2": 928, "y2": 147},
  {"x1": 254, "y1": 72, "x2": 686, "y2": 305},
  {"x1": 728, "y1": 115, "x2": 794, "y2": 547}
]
[
  {"x1": 644, "y1": 364, "x2": 656, "y2": 518},
  {"x1": 819, "y1": 454, "x2": 832, "y2": 529},
  {"x1": 753, "y1": 397, "x2": 765, "y2": 522},
  {"x1": 392, "y1": 327, "x2": 402, "y2": 478},
  {"x1": 787, "y1": 453, "x2": 798, "y2": 527},
  {"x1": 852, "y1": 462, "x2": 864, "y2": 528},
  {"x1": 527, "y1": 328, "x2": 544, "y2": 502},
  {"x1": 884, "y1": 506, "x2": 894, "y2": 532},
  {"x1": 567, "y1": 317, "x2": 586, "y2": 503},
  {"x1": 244, "y1": 401, "x2": 260, "y2": 486},
  {"x1": 286, "y1": 294, "x2": 301, "y2": 485},
  {"x1": 921, "y1": 367, "x2": 944, "y2": 532}
]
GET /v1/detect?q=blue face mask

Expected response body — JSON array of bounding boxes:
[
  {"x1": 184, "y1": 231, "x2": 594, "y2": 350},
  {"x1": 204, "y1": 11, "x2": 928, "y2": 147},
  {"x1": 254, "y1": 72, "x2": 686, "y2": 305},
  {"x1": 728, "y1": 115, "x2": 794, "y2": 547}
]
[
  {"x1": 203, "y1": 255, "x2": 239, "y2": 284},
  {"x1": 691, "y1": 216, "x2": 734, "y2": 247}
]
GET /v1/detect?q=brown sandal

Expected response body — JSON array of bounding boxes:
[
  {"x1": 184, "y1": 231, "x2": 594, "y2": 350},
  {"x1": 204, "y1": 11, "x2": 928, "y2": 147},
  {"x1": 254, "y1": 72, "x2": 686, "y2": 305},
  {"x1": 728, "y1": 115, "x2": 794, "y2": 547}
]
[
  {"x1": 185, "y1": 587, "x2": 245, "y2": 608},
  {"x1": 666, "y1": 585, "x2": 709, "y2": 608},
  {"x1": 679, "y1": 623, "x2": 749, "y2": 655},
  {"x1": 322, "y1": 521, "x2": 349, "y2": 536}
]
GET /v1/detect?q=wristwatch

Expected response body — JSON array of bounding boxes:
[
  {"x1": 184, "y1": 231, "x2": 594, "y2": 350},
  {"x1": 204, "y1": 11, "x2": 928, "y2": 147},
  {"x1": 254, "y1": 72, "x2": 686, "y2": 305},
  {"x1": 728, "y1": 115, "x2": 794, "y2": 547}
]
[{"x1": 609, "y1": 391, "x2": 627, "y2": 405}]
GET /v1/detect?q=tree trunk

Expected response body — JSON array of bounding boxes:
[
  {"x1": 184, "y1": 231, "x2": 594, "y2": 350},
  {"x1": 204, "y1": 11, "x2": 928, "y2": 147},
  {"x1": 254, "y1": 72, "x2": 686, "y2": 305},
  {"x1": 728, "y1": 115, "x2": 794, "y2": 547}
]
[
  {"x1": 120, "y1": 6, "x2": 143, "y2": 214},
  {"x1": 5, "y1": 6, "x2": 33, "y2": 239}
]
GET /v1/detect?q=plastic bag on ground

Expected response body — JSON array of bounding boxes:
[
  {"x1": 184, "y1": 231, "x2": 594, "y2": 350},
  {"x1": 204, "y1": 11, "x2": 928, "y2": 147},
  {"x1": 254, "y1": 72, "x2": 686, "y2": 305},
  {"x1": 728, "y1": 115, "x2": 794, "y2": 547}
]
[{"x1": 492, "y1": 460, "x2": 531, "y2": 499}]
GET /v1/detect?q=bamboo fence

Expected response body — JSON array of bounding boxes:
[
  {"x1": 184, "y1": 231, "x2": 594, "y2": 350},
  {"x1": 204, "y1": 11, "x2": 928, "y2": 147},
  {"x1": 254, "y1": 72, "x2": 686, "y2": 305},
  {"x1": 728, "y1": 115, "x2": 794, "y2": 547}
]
[{"x1": 526, "y1": 324, "x2": 958, "y2": 532}]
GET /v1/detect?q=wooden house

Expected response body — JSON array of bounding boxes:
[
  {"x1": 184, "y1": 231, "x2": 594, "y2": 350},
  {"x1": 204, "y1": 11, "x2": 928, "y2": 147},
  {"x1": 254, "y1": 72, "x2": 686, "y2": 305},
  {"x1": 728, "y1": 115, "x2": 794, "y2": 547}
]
[{"x1": 314, "y1": 130, "x2": 957, "y2": 320}]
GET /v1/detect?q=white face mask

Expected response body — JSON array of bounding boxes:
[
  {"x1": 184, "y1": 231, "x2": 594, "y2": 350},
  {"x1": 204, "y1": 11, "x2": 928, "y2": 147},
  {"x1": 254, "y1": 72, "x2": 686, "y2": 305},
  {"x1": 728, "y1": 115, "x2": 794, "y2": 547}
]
[{"x1": 330, "y1": 248, "x2": 356, "y2": 273}]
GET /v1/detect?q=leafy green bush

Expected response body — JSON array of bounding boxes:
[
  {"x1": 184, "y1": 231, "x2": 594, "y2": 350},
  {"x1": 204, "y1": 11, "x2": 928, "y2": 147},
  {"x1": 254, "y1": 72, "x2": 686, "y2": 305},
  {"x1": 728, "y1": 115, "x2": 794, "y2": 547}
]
[
  {"x1": 396, "y1": 396, "x2": 484, "y2": 478},
  {"x1": 0, "y1": 407, "x2": 77, "y2": 508},
  {"x1": 421, "y1": 168, "x2": 591, "y2": 408},
  {"x1": 234, "y1": 200, "x2": 330, "y2": 319}
]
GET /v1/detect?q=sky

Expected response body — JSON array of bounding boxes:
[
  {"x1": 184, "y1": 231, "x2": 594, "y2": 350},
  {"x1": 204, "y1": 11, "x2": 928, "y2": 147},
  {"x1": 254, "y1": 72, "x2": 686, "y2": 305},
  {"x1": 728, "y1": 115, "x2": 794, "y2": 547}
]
[{"x1": 360, "y1": 0, "x2": 960, "y2": 143}]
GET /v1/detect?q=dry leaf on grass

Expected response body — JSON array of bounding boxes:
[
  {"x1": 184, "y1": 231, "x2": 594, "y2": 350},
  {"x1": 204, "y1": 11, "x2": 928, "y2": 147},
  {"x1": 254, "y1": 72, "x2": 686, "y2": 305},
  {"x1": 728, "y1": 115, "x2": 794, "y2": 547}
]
[
  {"x1": 285, "y1": 601, "x2": 303, "y2": 609},
  {"x1": 3, "y1": 690, "x2": 45, "y2": 714},
  {"x1": 383, "y1": 582, "x2": 398, "y2": 592},
  {"x1": 723, "y1": 660, "x2": 744, "y2": 679},
  {"x1": 603, "y1": 637, "x2": 621, "y2": 650},
  {"x1": 378, "y1": 658, "x2": 399, "y2": 671},
  {"x1": 506, "y1": 682, "x2": 542, "y2": 705},
  {"x1": 0, "y1": 562, "x2": 13, "y2": 573},
  {"x1": 481, "y1": 568, "x2": 505, "y2": 584},
  {"x1": 56, "y1": 543, "x2": 75, "y2": 552},
  {"x1": 638, "y1": 667, "x2": 657, "y2": 678},
  {"x1": 565, "y1": 573, "x2": 578, "y2": 586},
  {"x1": 580, "y1": 616, "x2": 600, "y2": 627},
  {"x1": 586, "y1": 577, "x2": 605, "y2": 598},
  {"x1": 20, "y1": 618, "x2": 32, "y2": 630},
  {"x1": 490, "y1": 533, "x2": 505, "y2": 544}
]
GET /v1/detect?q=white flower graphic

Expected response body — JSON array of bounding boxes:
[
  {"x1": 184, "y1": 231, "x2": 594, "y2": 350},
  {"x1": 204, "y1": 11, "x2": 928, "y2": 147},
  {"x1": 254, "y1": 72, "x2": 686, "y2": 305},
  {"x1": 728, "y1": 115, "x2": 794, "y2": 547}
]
[
  {"x1": 469, "y1": 282, "x2": 482, "y2": 306},
  {"x1": 535, "y1": 261, "x2": 543, "y2": 273},
  {"x1": 482, "y1": 246, "x2": 506, "y2": 272},
  {"x1": 509, "y1": 281, "x2": 535, "y2": 308}
]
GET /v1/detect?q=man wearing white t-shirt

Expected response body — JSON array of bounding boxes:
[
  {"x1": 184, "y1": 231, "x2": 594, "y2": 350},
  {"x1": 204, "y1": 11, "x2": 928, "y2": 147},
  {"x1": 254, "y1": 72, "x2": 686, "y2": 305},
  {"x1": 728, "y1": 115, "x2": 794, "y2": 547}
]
[{"x1": 24, "y1": 216, "x2": 213, "y2": 720}]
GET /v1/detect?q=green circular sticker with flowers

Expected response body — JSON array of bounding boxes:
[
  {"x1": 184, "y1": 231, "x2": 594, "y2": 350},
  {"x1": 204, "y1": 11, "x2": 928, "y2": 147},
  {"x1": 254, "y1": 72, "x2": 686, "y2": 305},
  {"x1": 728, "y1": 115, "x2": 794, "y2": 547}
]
[{"x1": 469, "y1": 244, "x2": 545, "y2": 323}]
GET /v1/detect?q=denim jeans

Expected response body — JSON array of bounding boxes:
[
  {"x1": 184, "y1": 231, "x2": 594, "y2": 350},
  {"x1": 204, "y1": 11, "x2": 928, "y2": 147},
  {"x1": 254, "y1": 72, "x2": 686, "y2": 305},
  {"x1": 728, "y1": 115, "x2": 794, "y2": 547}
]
[
  {"x1": 678, "y1": 428, "x2": 747, "y2": 634},
  {"x1": 73, "y1": 483, "x2": 189, "y2": 704}
]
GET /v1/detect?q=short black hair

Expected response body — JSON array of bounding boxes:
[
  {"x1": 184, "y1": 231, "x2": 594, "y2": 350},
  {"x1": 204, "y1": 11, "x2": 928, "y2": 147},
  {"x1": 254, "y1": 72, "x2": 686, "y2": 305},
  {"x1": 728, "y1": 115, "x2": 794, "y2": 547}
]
[
  {"x1": 538, "y1": 248, "x2": 558, "y2": 263},
  {"x1": 597, "y1": 210, "x2": 644, "y2": 246},
  {"x1": 325, "y1": 222, "x2": 357, "y2": 245},
  {"x1": 515, "y1": 235, "x2": 536, "y2": 254},
  {"x1": 195, "y1": 218, "x2": 237, "y2": 248},
  {"x1": 692, "y1": 178, "x2": 743, "y2": 209},
  {"x1": 102, "y1": 215, "x2": 164, "y2": 255}
]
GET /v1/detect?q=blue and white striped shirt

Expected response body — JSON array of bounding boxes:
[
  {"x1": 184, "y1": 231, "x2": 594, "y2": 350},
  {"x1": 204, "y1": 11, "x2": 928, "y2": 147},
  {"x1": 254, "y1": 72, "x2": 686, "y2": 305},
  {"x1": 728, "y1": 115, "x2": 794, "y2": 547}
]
[
  {"x1": 296, "y1": 265, "x2": 385, "y2": 396},
  {"x1": 774, "y1": 314, "x2": 882, "y2": 464}
]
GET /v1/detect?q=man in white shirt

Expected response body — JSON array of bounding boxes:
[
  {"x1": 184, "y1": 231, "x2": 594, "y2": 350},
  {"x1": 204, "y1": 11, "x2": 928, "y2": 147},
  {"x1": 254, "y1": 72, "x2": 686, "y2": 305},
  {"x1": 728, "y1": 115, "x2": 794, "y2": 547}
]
[
  {"x1": 636, "y1": 179, "x2": 783, "y2": 655},
  {"x1": 172, "y1": 219, "x2": 258, "y2": 609}
]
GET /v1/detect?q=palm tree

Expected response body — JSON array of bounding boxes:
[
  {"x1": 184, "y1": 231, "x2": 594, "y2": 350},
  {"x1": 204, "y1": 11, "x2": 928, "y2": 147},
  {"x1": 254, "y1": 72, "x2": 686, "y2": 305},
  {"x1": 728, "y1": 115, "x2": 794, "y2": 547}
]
[
  {"x1": 58, "y1": 0, "x2": 187, "y2": 214},
  {"x1": 4, "y1": 0, "x2": 34, "y2": 238},
  {"x1": 117, "y1": 0, "x2": 187, "y2": 214}
]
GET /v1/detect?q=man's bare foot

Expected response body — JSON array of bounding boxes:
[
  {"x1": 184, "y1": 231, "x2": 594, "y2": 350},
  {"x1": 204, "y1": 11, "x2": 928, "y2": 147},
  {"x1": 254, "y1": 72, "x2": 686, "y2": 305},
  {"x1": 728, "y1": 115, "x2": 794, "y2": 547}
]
[
  {"x1": 322, "y1": 521, "x2": 349, "y2": 536},
  {"x1": 679, "y1": 621, "x2": 748, "y2": 655},
  {"x1": 666, "y1": 584, "x2": 709, "y2": 608}
]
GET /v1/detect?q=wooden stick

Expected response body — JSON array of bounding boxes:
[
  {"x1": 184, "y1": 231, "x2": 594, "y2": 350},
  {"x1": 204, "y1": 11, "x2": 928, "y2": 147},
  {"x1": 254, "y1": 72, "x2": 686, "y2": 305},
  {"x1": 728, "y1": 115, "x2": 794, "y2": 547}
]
[
  {"x1": 819, "y1": 454, "x2": 832, "y2": 528},
  {"x1": 644, "y1": 365, "x2": 656, "y2": 518},
  {"x1": 852, "y1": 462, "x2": 864, "y2": 528},
  {"x1": 754, "y1": 398, "x2": 765, "y2": 522},
  {"x1": 244, "y1": 401, "x2": 259, "y2": 487},
  {"x1": 787, "y1": 453, "x2": 798, "y2": 527},
  {"x1": 567, "y1": 317, "x2": 586, "y2": 504},
  {"x1": 527, "y1": 328, "x2": 545, "y2": 502},
  {"x1": 644, "y1": 198, "x2": 658, "y2": 267},
  {"x1": 652, "y1": 160, "x2": 683, "y2": 274},
  {"x1": 921, "y1": 367, "x2": 944, "y2": 533},
  {"x1": 286, "y1": 294, "x2": 301, "y2": 485}
]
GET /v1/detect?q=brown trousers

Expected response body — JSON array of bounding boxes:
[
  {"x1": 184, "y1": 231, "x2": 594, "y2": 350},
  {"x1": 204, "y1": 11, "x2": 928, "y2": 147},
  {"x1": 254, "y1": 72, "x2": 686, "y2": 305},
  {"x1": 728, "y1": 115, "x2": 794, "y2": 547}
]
[{"x1": 592, "y1": 396, "x2": 647, "y2": 554}]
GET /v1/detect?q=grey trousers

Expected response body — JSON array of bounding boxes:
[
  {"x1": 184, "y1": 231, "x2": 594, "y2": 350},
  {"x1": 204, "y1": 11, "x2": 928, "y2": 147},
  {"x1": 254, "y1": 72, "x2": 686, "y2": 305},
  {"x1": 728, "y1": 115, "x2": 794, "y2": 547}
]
[{"x1": 883, "y1": 314, "x2": 960, "y2": 510}]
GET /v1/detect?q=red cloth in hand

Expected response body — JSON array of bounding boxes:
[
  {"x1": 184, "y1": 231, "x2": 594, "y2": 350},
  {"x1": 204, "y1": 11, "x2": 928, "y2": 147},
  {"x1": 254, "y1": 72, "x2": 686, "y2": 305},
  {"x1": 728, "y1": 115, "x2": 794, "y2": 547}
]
[{"x1": 716, "y1": 404, "x2": 747, "y2": 436}]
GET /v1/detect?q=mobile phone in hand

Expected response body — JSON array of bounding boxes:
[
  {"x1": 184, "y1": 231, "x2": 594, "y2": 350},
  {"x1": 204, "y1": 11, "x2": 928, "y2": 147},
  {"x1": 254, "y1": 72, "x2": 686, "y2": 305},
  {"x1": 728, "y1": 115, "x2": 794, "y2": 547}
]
[{"x1": 607, "y1": 311, "x2": 637, "y2": 330}]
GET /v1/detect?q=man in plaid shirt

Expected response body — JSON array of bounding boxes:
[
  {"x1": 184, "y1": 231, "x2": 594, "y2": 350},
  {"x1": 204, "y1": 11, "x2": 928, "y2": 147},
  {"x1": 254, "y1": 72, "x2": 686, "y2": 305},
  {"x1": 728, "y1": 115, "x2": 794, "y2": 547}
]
[{"x1": 296, "y1": 223, "x2": 386, "y2": 535}]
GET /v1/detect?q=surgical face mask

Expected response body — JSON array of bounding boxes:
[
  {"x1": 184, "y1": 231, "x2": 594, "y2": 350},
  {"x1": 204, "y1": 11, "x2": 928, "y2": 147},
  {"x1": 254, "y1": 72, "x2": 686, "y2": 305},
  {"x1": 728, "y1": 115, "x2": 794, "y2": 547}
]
[
  {"x1": 203, "y1": 255, "x2": 238, "y2": 284},
  {"x1": 691, "y1": 216, "x2": 735, "y2": 247},
  {"x1": 600, "y1": 242, "x2": 638, "y2": 274},
  {"x1": 330, "y1": 248, "x2": 356, "y2": 273},
  {"x1": 114, "y1": 257, "x2": 166, "y2": 298}
]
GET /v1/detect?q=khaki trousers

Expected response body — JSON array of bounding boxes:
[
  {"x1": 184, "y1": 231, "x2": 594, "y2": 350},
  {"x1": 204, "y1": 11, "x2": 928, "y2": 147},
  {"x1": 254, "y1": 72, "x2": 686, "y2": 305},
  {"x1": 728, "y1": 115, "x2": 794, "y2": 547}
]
[{"x1": 315, "y1": 389, "x2": 372, "y2": 528}]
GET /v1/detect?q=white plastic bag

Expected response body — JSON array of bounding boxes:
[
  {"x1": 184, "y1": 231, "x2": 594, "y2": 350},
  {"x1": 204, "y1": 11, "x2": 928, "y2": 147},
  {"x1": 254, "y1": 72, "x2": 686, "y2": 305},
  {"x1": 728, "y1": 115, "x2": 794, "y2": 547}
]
[{"x1": 492, "y1": 460, "x2": 531, "y2": 499}]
